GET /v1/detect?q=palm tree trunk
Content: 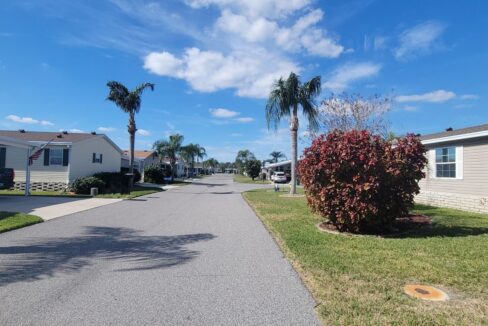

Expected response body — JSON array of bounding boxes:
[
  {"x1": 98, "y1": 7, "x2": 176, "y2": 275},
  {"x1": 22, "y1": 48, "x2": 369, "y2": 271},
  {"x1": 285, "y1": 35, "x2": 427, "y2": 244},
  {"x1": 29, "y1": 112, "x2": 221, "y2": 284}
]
[
  {"x1": 290, "y1": 107, "x2": 299, "y2": 194},
  {"x1": 128, "y1": 112, "x2": 136, "y2": 193}
]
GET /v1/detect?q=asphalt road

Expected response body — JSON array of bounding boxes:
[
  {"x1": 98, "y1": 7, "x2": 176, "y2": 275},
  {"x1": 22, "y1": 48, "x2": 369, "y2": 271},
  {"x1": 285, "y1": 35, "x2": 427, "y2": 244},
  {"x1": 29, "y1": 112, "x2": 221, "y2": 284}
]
[{"x1": 0, "y1": 175, "x2": 320, "y2": 325}]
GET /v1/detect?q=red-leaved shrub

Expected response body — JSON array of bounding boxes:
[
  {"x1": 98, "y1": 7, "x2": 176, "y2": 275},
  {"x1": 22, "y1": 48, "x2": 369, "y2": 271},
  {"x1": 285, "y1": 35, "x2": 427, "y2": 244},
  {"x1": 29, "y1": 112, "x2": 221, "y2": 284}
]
[{"x1": 298, "y1": 130, "x2": 427, "y2": 233}]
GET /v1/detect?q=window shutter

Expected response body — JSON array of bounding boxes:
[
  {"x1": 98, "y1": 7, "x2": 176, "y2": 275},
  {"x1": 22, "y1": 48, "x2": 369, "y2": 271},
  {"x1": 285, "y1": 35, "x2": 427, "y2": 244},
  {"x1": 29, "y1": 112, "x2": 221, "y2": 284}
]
[
  {"x1": 44, "y1": 148, "x2": 50, "y2": 166},
  {"x1": 63, "y1": 148, "x2": 70, "y2": 166},
  {"x1": 92, "y1": 153, "x2": 96, "y2": 163},
  {"x1": 100, "y1": 154, "x2": 103, "y2": 164},
  {"x1": 0, "y1": 147, "x2": 6, "y2": 169}
]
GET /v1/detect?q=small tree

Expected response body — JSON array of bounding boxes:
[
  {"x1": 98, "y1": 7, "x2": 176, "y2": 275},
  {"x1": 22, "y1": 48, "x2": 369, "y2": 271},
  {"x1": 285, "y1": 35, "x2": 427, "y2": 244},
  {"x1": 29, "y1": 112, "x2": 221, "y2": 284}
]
[
  {"x1": 235, "y1": 149, "x2": 255, "y2": 174},
  {"x1": 298, "y1": 130, "x2": 426, "y2": 233},
  {"x1": 246, "y1": 159, "x2": 262, "y2": 180},
  {"x1": 318, "y1": 93, "x2": 392, "y2": 137}
]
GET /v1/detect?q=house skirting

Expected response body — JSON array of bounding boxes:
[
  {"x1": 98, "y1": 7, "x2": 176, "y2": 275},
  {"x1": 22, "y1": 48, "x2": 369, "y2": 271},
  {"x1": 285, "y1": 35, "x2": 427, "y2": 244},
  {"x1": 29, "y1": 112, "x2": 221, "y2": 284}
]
[
  {"x1": 416, "y1": 190, "x2": 488, "y2": 214},
  {"x1": 13, "y1": 181, "x2": 69, "y2": 192}
]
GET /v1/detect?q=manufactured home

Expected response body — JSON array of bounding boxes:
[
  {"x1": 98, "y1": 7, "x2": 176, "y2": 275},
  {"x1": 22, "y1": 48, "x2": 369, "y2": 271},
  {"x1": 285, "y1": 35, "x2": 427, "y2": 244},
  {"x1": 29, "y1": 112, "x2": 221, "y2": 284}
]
[
  {"x1": 0, "y1": 130, "x2": 123, "y2": 191},
  {"x1": 417, "y1": 124, "x2": 488, "y2": 213}
]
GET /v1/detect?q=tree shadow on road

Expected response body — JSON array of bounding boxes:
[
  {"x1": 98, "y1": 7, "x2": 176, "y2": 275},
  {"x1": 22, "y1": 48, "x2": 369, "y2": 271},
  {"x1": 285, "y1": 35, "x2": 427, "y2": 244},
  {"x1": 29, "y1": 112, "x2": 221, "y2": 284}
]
[{"x1": 0, "y1": 227, "x2": 215, "y2": 286}]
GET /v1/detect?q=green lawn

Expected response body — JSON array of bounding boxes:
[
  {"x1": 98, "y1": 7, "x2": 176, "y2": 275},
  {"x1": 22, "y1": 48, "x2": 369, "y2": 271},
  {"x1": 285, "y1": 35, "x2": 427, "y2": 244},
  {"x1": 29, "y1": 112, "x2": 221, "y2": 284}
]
[
  {"x1": 234, "y1": 174, "x2": 271, "y2": 184},
  {"x1": 95, "y1": 186, "x2": 163, "y2": 199},
  {"x1": 0, "y1": 186, "x2": 162, "y2": 199},
  {"x1": 243, "y1": 189, "x2": 488, "y2": 325},
  {"x1": 0, "y1": 190, "x2": 89, "y2": 198},
  {"x1": 0, "y1": 212, "x2": 43, "y2": 233}
]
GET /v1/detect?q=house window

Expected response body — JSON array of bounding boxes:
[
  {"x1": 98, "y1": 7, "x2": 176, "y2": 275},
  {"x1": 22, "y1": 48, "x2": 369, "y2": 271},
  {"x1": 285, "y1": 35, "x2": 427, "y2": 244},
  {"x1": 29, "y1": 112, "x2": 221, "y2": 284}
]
[
  {"x1": 435, "y1": 147, "x2": 456, "y2": 178},
  {"x1": 92, "y1": 153, "x2": 103, "y2": 164},
  {"x1": 50, "y1": 148, "x2": 63, "y2": 165}
]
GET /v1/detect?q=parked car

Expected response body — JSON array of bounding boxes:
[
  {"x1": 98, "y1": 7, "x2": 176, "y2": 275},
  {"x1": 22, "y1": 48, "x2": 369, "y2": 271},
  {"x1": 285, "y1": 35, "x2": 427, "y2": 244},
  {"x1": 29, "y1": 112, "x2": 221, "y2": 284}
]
[
  {"x1": 271, "y1": 171, "x2": 287, "y2": 183},
  {"x1": 0, "y1": 168, "x2": 15, "y2": 189}
]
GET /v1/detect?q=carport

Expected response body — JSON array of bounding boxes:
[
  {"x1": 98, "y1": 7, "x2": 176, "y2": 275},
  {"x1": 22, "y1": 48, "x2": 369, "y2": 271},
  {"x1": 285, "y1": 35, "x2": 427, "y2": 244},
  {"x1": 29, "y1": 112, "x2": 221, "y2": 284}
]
[{"x1": 0, "y1": 136, "x2": 34, "y2": 196}]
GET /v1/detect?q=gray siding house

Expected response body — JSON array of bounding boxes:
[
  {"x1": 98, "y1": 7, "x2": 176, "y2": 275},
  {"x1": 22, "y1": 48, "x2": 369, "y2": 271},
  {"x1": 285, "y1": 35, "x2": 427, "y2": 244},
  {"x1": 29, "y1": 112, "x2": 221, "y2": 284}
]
[
  {"x1": 417, "y1": 124, "x2": 488, "y2": 213},
  {"x1": 0, "y1": 130, "x2": 123, "y2": 191}
]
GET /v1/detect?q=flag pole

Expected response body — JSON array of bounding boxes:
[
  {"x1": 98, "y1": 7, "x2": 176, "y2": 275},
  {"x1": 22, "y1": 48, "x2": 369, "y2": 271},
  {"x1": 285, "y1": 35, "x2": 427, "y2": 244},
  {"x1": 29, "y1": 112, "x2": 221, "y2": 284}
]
[{"x1": 25, "y1": 147, "x2": 31, "y2": 197}]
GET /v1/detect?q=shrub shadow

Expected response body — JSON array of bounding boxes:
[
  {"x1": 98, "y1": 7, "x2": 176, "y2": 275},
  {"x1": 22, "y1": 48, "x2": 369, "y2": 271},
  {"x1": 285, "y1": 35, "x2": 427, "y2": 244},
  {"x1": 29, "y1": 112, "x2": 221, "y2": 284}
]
[
  {"x1": 386, "y1": 223, "x2": 488, "y2": 238},
  {"x1": 0, "y1": 226, "x2": 215, "y2": 286}
]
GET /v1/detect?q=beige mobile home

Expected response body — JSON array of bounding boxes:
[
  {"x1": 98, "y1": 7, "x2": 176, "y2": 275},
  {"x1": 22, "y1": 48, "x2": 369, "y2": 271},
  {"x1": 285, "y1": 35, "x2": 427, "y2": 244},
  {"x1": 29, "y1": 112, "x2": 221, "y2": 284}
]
[
  {"x1": 0, "y1": 130, "x2": 123, "y2": 191},
  {"x1": 417, "y1": 124, "x2": 488, "y2": 213}
]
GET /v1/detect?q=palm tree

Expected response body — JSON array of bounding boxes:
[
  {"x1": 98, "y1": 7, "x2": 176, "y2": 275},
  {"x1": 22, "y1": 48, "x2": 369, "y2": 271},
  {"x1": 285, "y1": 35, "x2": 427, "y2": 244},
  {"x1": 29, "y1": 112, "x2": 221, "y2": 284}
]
[
  {"x1": 269, "y1": 151, "x2": 286, "y2": 163},
  {"x1": 266, "y1": 72, "x2": 321, "y2": 194},
  {"x1": 106, "y1": 81, "x2": 154, "y2": 190},
  {"x1": 181, "y1": 144, "x2": 199, "y2": 176},
  {"x1": 153, "y1": 133, "x2": 184, "y2": 178}
]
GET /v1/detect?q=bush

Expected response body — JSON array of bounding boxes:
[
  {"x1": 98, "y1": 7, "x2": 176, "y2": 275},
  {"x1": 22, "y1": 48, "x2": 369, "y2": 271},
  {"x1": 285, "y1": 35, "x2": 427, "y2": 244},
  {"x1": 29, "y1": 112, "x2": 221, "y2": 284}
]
[
  {"x1": 245, "y1": 159, "x2": 262, "y2": 180},
  {"x1": 93, "y1": 172, "x2": 126, "y2": 193},
  {"x1": 298, "y1": 130, "x2": 426, "y2": 233},
  {"x1": 120, "y1": 168, "x2": 141, "y2": 183},
  {"x1": 144, "y1": 166, "x2": 165, "y2": 184},
  {"x1": 71, "y1": 176, "x2": 105, "y2": 195}
]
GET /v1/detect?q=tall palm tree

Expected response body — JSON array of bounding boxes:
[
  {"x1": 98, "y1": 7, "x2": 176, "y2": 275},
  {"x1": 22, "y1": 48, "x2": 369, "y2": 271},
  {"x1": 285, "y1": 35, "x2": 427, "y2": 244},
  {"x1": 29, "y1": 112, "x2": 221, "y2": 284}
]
[
  {"x1": 153, "y1": 133, "x2": 184, "y2": 178},
  {"x1": 269, "y1": 151, "x2": 286, "y2": 163},
  {"x1": 266, "y1": 72, "x2": 321, "y2": 194},
  {"x1": 106, "y1": 81, "x2": 154, "y2": 190}
]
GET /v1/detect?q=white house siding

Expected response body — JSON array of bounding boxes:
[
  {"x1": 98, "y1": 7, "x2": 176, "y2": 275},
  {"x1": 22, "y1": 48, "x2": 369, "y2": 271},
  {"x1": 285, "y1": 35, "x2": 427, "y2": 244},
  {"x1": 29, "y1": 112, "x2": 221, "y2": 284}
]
[
  {"x1": 417, "y1": 137, "x2": 488, "y2": 213},
  {"x1": 69, "y1": 136, "x2": 122, "y2": 181},
  {"x1": 7, "y1": 145, "x2": 69, "y2": 183}
]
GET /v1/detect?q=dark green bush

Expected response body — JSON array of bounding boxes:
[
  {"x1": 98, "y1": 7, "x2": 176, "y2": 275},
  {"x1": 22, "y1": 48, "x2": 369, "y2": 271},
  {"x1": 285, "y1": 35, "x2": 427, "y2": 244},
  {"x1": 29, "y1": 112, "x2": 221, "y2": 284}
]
[
  {"x1": 93, "y1": 172, "x2": 126, "y2": 193},
  {"x1": 144, "y1": 166, "x2": 165, "y2": 184},
  {"x1": 71, "y1": 176, "x2": 105, "y2": 195},
  {"x1": 120, "y1": 168, "x2": 141, "y2": 183}
]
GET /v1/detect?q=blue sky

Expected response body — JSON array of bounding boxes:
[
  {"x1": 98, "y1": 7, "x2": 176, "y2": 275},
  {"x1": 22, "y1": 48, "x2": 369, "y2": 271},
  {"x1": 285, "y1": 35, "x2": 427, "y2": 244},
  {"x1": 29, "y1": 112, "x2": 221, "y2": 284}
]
[{"x1": 1, "y1": 0, "x2": 487, "y2": 162}]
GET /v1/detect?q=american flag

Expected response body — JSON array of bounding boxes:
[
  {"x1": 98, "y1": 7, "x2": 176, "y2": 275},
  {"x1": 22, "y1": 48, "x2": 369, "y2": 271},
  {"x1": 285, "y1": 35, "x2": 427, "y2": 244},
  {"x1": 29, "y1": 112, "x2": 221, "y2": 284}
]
[
  {"x1": 28, "y1": 137, "x2": 57, "y2": 166},
  {"x1": 29, "y1": 148, "x2": 43, "y2": 166}
]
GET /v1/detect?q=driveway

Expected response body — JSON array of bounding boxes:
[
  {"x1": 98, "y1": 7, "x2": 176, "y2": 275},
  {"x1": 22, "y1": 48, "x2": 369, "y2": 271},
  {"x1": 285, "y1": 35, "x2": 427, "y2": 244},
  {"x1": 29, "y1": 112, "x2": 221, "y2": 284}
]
[
  {"x1": 0, "y1": 196, "x2": 122, "y2": 220},
  {"x1": 0, "y1": 175, "x2": 320, "y2": 325}
]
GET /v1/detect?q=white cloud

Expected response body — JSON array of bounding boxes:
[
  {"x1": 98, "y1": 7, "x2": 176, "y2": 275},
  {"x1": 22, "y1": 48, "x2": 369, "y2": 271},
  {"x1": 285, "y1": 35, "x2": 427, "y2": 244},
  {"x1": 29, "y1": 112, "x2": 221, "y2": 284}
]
[
  {"x1": 98, "y1": 127, "x2": 116, "y2": 132},
  {"x1": 396, "y1": 90, "x2": 456, "y2": 103},
  {"x1": 185, "y1": 0, "x2": 312, "y2": 19},
  {"x1": 394, "y1": 21, "x2": 445, "y2": 60},
  {"x1": 6, "y1": 115, "x2": 54, "y2": 126},
  {"x1": 144, "y1": 47, "x2": 299, "y2": 98},
  {"x1": 235, "y1": 117, "x2": 254, "y2": 123},
  {"x1": 323, "y1": 62, "x2": 381, "y2": 92},
  {"x1": 216, "y1": 9, "x2": 343, "y2": 58},
  {"x1": 137, "y1": 129, "x2": 151, "y2": 136},
  {"x1": 209, "y1": 108, "x2": 240, "y2": 118},
  {"x1": 459, "y1": 94, "x2": 479, "y2": 100}
]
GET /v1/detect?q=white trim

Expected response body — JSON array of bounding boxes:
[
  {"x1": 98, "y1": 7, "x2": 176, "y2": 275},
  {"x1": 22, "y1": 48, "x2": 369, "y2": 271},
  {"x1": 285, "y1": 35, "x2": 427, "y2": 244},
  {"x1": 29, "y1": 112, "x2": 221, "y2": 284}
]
[
  {"x1": 455, "y1": 145, "x2": 463, "y2": 179},
  {"x1": 430, "y1": 146, "x2": 463, "y2": 180},
  {"x1": 422, "y1": 130, "x2": 488, "y2": 145}
]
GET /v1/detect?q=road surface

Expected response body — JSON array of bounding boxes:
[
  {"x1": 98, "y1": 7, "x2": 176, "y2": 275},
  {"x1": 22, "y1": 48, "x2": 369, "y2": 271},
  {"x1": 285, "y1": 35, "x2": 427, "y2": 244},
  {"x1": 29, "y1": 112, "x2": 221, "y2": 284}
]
[{"x1": 0, "y1": 175, "x2": 320, "y2": 325}]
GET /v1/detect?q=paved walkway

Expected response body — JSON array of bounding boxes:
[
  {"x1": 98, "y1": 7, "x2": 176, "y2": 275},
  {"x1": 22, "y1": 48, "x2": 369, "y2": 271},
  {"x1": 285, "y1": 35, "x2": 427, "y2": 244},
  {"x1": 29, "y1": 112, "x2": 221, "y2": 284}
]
[
  {"x1": 0, "y1": 196, "x2": 122, "y2": 220},
  {"x1": 0, "y1": 175, "x2": 320, "y2": 325}
]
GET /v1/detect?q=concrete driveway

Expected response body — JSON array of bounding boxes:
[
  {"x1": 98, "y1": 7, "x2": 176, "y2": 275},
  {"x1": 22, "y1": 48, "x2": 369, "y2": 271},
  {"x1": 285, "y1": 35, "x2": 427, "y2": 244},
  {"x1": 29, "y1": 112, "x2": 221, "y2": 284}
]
[
  {"x1": 0, "y1": 196, "x2": 122, "y2": 220},
  {"x1": 0, "y1": 175, "x2": 320, "y2": 325}
]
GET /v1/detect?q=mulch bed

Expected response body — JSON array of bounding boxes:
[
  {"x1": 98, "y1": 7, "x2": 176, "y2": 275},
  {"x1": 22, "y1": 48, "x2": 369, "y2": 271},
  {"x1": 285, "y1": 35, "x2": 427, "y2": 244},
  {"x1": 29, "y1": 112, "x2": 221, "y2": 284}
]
[{"x1": 317, "y1": 214, "x2": 432, "y2": 237}]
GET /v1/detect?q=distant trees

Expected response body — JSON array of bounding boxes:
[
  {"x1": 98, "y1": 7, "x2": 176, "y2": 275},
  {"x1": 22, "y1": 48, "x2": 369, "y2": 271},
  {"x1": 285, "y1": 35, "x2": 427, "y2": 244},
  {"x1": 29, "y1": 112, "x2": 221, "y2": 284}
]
[
  {"x1": 204, "y1": 158, "x2": 219, "y2": 169},
  {"x1": 266, "y1": 72, "x2": 321, "y2": 194},
  {"x1": 106, "y1": 81, "x2": 154, "y2": 190},
  {"x1": 153, "y1": 134, "x2": 184, "y2": 178},
  {"x1": 269, "y1": 151, "x2": 286, "y2": 163},
  {"x1": 245, "y1": 159, "x2": 262, "y2": 180},
  {"x1": 181, "y1": 143, "x2": 206, "y2": 174},
  {"x1": 235, "y1": 149, "x2": 256, "y2": 173},
  {"x1": 318, "y1": 93, "x2": 392, "y2": 138}
]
